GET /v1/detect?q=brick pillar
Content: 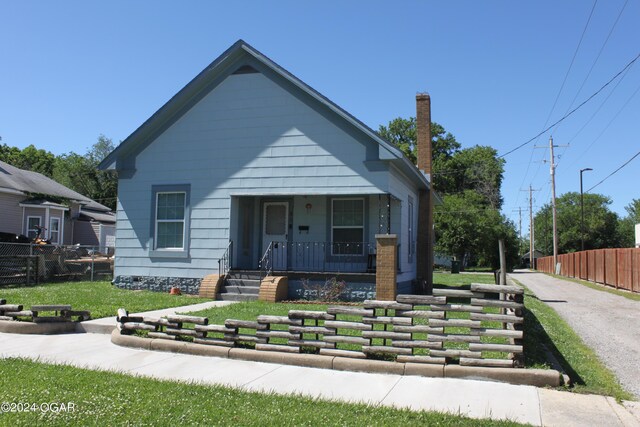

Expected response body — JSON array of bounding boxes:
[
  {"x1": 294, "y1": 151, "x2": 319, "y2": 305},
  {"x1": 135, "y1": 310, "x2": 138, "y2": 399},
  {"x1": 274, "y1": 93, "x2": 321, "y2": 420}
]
[
  {"x1": 416, "y1": 94, "x2": 434, "y2": 294},
  {"x1": 376, "y1": 234, "x2": 397, "y2": 301}
]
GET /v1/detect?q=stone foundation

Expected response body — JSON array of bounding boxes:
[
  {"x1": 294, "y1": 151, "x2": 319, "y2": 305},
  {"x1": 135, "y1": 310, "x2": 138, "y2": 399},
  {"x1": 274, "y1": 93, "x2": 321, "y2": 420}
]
[
  {"x1": 288, "y1": 279, "x2": 375, "y2": 301},
  {"x1": 113, "y1": 275, "x2": 201, "y2": 295}
]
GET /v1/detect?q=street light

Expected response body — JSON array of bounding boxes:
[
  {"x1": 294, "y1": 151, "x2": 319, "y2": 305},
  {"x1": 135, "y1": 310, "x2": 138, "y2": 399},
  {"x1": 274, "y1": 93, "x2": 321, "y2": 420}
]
[{"x1": 580, "y1": 167, "x2": 593, "y2": 251}]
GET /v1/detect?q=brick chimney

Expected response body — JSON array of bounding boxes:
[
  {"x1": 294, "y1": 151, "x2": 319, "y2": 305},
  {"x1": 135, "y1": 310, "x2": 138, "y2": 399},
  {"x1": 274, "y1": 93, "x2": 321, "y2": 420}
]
[
  {"x1": 416, "y1": 93, "x2": 433, "y2": 293},
  {"x1": 416, "y1": 93, "x2": 432, "y2": 175}
]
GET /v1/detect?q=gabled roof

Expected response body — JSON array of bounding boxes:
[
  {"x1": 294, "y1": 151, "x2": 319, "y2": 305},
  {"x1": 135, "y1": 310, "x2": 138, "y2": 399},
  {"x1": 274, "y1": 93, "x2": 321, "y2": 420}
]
[
  {"x1": 0, "y1": 160, "x2": 111, "y2": 212},
  {"x1": 99, "y1": 40, "x2": 429, "y2": 189},
  {"x1": 79, "y1": 209, "x2": 116, "y2": 223},
  {"x1": 19, "y1": 198, "x2": 69, "y2": 210}
]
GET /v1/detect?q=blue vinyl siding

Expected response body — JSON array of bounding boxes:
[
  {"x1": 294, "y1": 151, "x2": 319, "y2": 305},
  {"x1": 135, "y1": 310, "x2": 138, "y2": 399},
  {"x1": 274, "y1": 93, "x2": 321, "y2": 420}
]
[{"x1": 114, "y1": 71, "x2": 417, "y2": 279}]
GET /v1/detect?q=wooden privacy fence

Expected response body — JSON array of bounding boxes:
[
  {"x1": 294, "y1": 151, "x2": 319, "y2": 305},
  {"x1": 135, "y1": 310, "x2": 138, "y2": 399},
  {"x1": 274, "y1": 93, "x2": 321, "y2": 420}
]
[
  {"x1": 117, "y1": 283, "x2": 525, "y2": 368},
  {"x1": 536, "y1": 248, "x2": 640, "y2": 293}
]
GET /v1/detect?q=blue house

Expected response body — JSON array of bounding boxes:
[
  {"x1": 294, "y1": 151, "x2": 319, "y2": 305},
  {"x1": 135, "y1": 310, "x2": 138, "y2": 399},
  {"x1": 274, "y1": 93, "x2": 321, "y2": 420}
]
[{"x1": 100, "y1": 40, "x2": 435, "y2": 299}]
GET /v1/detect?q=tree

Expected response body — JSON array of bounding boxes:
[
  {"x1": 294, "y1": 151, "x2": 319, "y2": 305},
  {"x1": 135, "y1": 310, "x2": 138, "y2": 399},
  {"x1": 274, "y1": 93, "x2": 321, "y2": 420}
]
[
  {"x1": 53, "y1": 135, "x2": 117, "y2": 210},
  {"x1": 0, "y1": 143, "x2": 56, "y2": 177},
  {"x1": 534, "y1": 192, "x2": 621, "y2": 253},
  {"x1": 435, "y1": 191, "x2": 519, "y2": 269},
  {"x1": 441, "y1": 145, "x2": 505, "y2": 209},
  {"x1": 379, "y1": 117, "x2": 516, "y2": 269},
  {"x1": 377, "y1": 119, "x2": 504, "y2": 207},
  {"x1": 617, "y1": 198, "x2": 640, "y2": 248},
  {"x1": 378, "y1": 118, "x2": 461, "y2": 170}
]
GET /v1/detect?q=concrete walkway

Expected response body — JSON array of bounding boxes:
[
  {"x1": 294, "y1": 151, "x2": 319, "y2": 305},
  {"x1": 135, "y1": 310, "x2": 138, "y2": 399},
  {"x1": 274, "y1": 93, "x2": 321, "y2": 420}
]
[
  {"x1": 510, "y1": 270, "x2": 640, "y2": 399},
  {"x1": 1, "y1": 330, "x2": 639, "y2": 426},
  {"x1": 79, "y1": 300, "x2": 236, "y2": 333}
]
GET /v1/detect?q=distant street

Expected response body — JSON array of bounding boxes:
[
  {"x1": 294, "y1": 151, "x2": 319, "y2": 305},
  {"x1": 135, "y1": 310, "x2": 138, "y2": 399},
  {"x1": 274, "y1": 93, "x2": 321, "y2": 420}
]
[{"x1": 510, "y1": 270, "x2": 640, "y2": 399}]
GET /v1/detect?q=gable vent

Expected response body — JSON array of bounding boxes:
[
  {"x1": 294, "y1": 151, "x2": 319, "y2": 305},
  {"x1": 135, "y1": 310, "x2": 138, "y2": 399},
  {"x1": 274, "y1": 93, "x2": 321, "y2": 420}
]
[{"x1": 232, "y1": 65, "x2": 259, "y2": 74}]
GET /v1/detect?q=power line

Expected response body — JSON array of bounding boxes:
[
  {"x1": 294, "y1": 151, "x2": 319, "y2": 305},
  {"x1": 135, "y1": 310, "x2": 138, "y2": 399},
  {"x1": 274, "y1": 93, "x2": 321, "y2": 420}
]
[
  {"x1": 498, "y1": 51, "x2": 640, "y2": 158},
  {"x1": 544, "y1": 0, "x2": 598, "y2": 129},
  {"x1": 561, "y1": 0, "x2": 629, "y2": 118},
  {"x1": 564, "y1": 66, "x2": 633, "y2": 147},
  {"x1": 565, "y1": 78, "x2": 640, "y2": 168},
  {"x1": 510, "y1": 1, "x2": 597, "y2": 216},
  {"x1": 586, "y1": 150, "x2": 640, "y2": 192}
]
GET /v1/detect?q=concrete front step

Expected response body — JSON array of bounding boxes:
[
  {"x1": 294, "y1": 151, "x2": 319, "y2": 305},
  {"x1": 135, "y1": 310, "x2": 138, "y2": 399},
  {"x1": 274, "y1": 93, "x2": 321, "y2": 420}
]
[
  {"x1": 225, "y1": 278, "x2": 261, "y2": 287},
  {"x1": 221, "y1": 285, "x2": 260, "y2": 295},
  {"x1": 227, "y1": 270, "x2": 263, "y2": 281},
  {"x1": 218, "y1": 293, "x2": 259, "y2": 302}
]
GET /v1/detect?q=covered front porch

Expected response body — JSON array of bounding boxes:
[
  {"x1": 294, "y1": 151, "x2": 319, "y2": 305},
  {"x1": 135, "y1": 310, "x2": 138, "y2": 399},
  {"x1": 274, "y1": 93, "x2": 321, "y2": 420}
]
[{"x1": 226, "y1": 193, "x2": 404, "y2": 276}]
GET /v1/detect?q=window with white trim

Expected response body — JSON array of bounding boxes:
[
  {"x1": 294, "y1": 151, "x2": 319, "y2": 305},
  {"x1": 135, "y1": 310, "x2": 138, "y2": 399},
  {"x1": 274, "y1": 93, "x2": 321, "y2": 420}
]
[
  {"x1": 27, "y1": 216, "x2": 41, "y2": 240},
  {"x1": 408, "y1": 196, "x2": 414, "y2": 263},
  {"x1": 155, "y1": 192, "x2": 186, "y2": 250},
  {"x1": 331, "y1": 198, "x2": 364, "y2": 255},
  {"x1": 49, "y1": 217, "x2": 61, "y2": 244}
]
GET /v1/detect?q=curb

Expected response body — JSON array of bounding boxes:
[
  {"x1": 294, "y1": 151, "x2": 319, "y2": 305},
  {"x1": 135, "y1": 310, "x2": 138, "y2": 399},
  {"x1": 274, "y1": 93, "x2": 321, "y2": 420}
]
[
  {"x1": 111, "y1": 330, "x2": 562, "y2": 387},
  {"x1": 0, "y1": 319, "x2": 78, "y2": 335}
]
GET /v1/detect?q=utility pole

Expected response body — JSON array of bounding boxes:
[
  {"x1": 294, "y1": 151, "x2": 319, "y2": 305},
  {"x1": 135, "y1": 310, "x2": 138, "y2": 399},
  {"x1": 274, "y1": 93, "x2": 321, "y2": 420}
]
[
  {"x1": 529, "y1": 186, "x2": 534, "y2": 268},
  {"x1": 536, "y1": 136, "x2": 567, "y2": 271},
  {"x1": 521, "y1": 186, "x2": 540, "y2": 269},
  {"x1": 550, "y1": 136, "x2": 558, "y2": 269},
  {"x1": 511, "y1": 207, "x2": 523, "y2": 256}
]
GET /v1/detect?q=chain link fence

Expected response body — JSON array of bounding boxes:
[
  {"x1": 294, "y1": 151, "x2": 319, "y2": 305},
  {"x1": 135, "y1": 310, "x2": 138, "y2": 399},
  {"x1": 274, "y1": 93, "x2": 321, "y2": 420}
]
[{"x1": 0, "y1": 243, "x2": 114, "y2": 286}]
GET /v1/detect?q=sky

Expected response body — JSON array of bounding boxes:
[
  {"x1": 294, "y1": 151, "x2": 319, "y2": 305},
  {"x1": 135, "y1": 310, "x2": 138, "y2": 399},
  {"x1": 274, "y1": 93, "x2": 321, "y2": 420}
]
[{"x1": 1, "y1": 1, "x2": 638, "y2": 236}]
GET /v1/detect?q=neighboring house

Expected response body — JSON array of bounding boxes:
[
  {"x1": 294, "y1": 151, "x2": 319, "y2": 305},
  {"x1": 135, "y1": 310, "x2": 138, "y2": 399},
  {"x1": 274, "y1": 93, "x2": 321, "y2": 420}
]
[
  {"x1": 0, "y1": 160, "x2": 116, "y2": 249},
  {"x1": 100, "y1": 40, "x2": 436, "y2": 296}
]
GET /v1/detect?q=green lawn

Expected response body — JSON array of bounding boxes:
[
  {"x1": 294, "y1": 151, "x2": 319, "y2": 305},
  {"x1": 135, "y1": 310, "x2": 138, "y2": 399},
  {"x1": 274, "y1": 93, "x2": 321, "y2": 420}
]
[
  {"x1": 0, "y1": 358, "x2": 523, "y2": 427},
  {"x1": 0, "y1": 281, "x2": 209, "y2": 319},
  {"x1": 433, "y1": 272, "x2": 495, "y2": 287}
]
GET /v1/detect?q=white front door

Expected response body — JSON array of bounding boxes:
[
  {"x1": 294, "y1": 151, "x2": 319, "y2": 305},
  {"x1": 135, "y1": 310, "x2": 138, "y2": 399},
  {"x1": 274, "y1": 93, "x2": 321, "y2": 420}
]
[{"x1": 262, "y1": 202, "x2": 288, "y2": 270}]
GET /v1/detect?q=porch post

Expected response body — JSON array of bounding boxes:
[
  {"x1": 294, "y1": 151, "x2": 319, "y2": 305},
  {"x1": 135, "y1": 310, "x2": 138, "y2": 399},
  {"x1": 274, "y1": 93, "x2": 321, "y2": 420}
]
[{"x1": 375, "y1": 234, "x2": 397, "y2": 301}]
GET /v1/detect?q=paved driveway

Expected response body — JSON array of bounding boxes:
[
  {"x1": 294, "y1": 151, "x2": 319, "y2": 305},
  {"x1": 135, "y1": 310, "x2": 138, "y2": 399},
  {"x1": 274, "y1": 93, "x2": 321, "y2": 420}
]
[{"x1": 510, "y1": 270, "x2": 640, "y2": 399}]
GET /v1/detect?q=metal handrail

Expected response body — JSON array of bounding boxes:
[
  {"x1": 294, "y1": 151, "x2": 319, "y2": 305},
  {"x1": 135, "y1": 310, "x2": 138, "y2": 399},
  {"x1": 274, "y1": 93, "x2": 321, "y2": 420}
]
[
  {"x1": 262, "y1": 241, "x2": 375, "y2": 274},
  {"x1": 258, "y1": 241, "x2": 273, "y2": 278},
  {"x1": 218, "y1": 240, "x2": 233, "y2": 276}
]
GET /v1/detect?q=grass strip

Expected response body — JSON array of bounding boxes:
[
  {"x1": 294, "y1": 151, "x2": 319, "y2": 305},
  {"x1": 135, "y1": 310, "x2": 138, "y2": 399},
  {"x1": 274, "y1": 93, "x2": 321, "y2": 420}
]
[
  {"x1": 432, "y1": 272, "x2": 496, "y2": 288},
  {"x1": 0, "y1": 358, "x2": 523, "y2": 426},
  {"x1": 0, "y1": 281, "x2": 209, "y2": 319}
]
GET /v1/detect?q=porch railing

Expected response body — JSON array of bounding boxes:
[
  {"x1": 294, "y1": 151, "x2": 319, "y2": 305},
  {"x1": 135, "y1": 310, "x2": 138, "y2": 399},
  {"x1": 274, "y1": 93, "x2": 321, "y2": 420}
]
[
  {"x1": 218, "y1": 241, "x2": 233, "y2": 276},
  {"x1": 259, "y1": 241, "x2": 273, "y2": 278},
  {"x1": 264, "y1": 241, "x2": 376, "y2": 274}
]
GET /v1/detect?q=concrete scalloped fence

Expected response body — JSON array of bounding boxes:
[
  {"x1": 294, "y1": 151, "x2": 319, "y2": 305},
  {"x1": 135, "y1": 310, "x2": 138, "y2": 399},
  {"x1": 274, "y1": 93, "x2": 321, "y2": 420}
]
[
  {"x1": 0, "y1": 299, "x2": 91, "y2": 333},
  {"x1": 116, "y1": 283, "x2": 525, "y2": 368}
]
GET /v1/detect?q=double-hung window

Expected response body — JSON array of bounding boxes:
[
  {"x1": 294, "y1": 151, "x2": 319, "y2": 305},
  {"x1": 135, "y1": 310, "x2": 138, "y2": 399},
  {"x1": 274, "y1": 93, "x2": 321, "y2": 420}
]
[
  {"x1": 155, "y1": 192, "x2": 186, "y2": 250},
  {"x1": 49, "y1": 217, "x2": 61, "y2": 244},
  {"x1": 331, "y1": 198, "x2": 364, "y2": 255},
  {"x1": 151, "y1": 184, "x2": 190, "y2": 257}
]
